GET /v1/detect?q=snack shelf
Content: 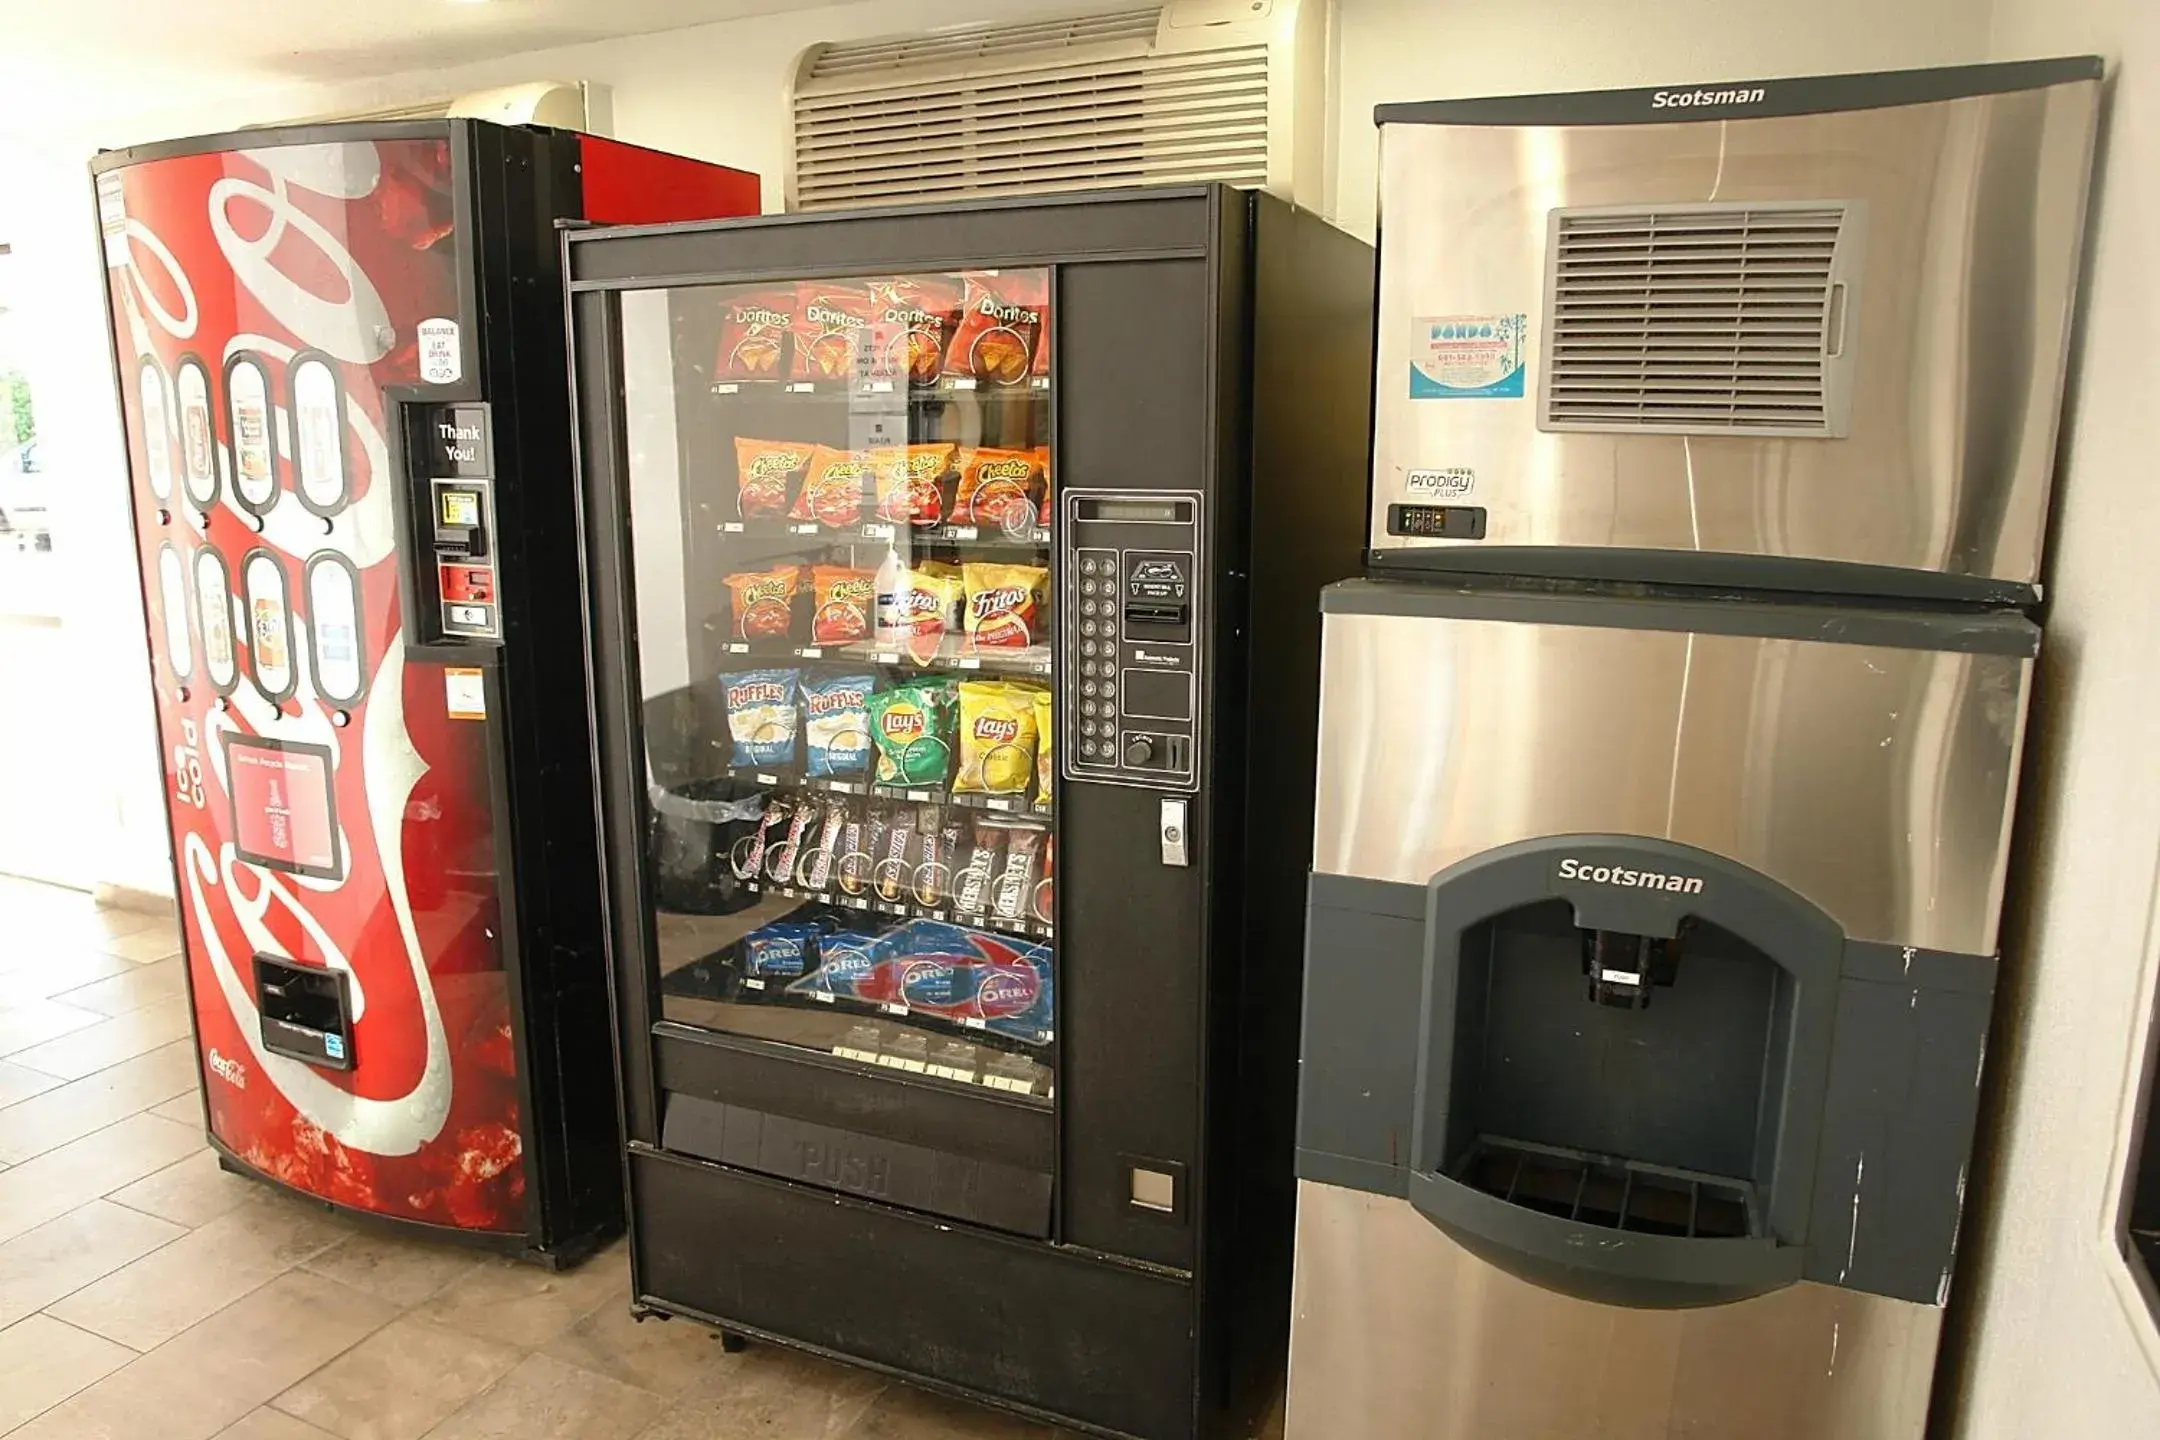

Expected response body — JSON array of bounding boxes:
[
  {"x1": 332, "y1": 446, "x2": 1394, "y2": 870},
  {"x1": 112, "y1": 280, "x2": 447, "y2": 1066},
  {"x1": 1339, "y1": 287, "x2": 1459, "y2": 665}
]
[
  {"x1": 708, "y1": 376, "x2": 1052, "y2": 400},
  {"x1": 740, "y1": 878, "x2": 1054, "y2": 944},
  {"x1": 717, "y1": 636, "x2": 1053, "y2": 678},
  {"x1": 712, "y1": 767, "x2": 1051, "y2": 818},
  {"x1": 718, "y1": 516, "x2": 1052, "y2": 547}
]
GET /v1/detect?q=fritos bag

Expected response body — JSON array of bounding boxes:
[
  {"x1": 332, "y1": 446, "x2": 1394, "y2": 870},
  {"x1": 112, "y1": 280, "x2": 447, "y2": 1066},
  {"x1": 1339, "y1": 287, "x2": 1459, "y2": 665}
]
[
  {"x1": 869, "y1": 276, "x2": 963, "y2": 385},
  {"x1": 945, "y1": 272, "x2": 1048, "y2": 386},
  {"x1": 963, "y1": 563, "x2": 1049, "y2": 650},
  {"x1": 789, "y1": 446, "x2": 872, "y2": 527},
  {"x1": 873, "y1": 443, "x2": 957, "y2": 528},
  {"x1": 714, "y1": 288, "x2": 793, "y2": 380},
  {"x1": 810, "y1": 565, "x2": 874, "y2": 646},
  {"x1": 733, "y1": 438, "x2": 813, "y2": 520},
  {"x1": 954, "y1": 680, "x2": 1042, "y2": 795},
  {"x1": 723, "y1": 565, "x2": 803, "y2": 641},
  {"x1": 789, "y1": 283, "x2": 874, "y2": 381},
  {"x1": 954, "y1": 448, "x2": 1046, "y2": 537},
  {"x1": 874, "y1": 561, "x2": 964, "y2": 664}
]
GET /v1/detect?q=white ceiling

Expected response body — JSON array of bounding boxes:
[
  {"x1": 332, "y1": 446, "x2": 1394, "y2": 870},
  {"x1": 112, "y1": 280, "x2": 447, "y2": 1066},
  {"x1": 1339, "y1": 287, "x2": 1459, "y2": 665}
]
[{"x1": 0, "y1": 0, "x2": 846, "y2": 133}]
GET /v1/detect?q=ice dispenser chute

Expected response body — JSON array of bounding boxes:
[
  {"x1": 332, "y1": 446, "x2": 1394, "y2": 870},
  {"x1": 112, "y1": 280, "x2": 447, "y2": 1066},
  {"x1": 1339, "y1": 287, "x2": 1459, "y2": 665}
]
[{"x1": 1299, "y1": 832, "x2": 1995, "y2": 1311}]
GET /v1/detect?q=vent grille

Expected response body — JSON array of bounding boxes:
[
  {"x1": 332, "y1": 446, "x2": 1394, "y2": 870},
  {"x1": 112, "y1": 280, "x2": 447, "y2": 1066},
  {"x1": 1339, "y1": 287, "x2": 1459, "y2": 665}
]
[
  {"x1": 790, "y1": 8, "x2": 1272, "y2": 210},
  {"x1": 1540, "y1": 203, "x2": 1859, "y2": 437}
]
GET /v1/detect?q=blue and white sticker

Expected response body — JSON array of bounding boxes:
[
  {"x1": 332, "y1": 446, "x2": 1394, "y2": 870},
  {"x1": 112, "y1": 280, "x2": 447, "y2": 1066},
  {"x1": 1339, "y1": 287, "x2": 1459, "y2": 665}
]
[
  {"x1": 1411, "y1": 314, "x2": 1526, "y2": 399},
  {"x1": 324, "y1": 1032, "x2": 346, "y2": 1060}
]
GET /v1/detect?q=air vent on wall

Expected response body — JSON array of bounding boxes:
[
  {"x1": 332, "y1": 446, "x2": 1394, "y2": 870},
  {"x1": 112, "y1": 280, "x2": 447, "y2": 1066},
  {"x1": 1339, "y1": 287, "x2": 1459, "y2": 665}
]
[
  {"x1": 784, "y1": 1, "x2": 1327, "y2": 212},
  {"x1": 1539, "y1": 201, "x2": 1864, "y2": 438}
]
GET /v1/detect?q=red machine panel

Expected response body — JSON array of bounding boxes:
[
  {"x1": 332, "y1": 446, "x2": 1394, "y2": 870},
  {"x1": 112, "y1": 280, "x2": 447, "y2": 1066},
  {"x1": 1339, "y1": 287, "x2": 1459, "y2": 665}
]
[{"x1": 102, "y1": 136, "x2": 524, "y2": 1230}]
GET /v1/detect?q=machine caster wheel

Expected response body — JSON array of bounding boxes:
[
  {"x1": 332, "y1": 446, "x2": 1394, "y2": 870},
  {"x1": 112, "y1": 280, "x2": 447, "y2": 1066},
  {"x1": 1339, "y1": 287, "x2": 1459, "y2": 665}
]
[{"x1": 719, "y1": 1331, "x2": 749, "y2": 1354}]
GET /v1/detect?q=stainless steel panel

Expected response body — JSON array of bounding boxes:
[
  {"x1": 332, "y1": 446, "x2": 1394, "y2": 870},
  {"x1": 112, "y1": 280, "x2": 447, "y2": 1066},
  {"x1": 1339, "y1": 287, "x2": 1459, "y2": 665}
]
[
  {"x1": 1370, "y1": 80, "x2": 2098, "y2": 585},
  {"x1": 1311, "y1": 610, "x2": 2030, "y2": 953},
  {"x1": 1286, "y1": 1181, "x2": 1943, "y2": 1440}
]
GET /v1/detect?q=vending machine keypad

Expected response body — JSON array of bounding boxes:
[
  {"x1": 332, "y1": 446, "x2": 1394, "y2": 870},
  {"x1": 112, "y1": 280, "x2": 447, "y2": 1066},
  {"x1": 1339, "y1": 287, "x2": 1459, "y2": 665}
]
[{"x1": 1063, "y1": 491, "x2": 1202, "y2": 791}]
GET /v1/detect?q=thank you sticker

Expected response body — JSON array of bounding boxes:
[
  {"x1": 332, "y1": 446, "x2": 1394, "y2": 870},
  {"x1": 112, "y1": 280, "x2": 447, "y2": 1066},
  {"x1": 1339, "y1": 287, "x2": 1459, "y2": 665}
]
[
  {"x1": 1406, "y1": 468, "x2": 1475, "y2": 501},
  {"x1": 1411, "y1": 314, "x2": 1526, "y2": 399}
]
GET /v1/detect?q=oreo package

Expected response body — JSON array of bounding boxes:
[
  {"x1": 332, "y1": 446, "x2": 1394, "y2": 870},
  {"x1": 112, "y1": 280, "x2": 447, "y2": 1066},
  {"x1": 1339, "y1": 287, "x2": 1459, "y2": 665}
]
[
  {"x1": 787, "y1": 928, "x2": 898, "y2": 1004},
  {"x1": 741, "y1": 922, "x2": 818, "y2": 978}
]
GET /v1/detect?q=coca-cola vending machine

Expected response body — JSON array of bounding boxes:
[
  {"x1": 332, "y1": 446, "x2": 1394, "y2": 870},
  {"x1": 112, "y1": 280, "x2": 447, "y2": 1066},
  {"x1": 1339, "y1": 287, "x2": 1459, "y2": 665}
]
[{"x1": 94, "y1": 121, "x2": 758, "y2": 1263}]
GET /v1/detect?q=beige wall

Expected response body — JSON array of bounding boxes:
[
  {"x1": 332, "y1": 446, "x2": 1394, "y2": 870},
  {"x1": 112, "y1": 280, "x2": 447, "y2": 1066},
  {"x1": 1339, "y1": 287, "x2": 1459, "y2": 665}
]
[{"x1": 1938, "y1": 1, "x2": 2160, "y2": 1434}]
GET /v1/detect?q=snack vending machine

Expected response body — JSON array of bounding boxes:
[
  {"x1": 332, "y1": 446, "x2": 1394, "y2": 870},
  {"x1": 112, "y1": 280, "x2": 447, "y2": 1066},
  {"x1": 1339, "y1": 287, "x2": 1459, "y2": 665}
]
[
  {"x1": 567, "y1": 187, "x2": 1372, "y2": 1437},
  {"x1": 96, "y1": 121, "x2": 757, "y2": 1261}
]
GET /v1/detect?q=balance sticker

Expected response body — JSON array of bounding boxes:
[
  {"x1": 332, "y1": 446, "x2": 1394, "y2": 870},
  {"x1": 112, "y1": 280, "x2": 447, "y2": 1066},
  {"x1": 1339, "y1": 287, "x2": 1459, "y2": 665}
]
[{"x1": 1410, "y1": 314, "x2": 1526, "y2": 399}]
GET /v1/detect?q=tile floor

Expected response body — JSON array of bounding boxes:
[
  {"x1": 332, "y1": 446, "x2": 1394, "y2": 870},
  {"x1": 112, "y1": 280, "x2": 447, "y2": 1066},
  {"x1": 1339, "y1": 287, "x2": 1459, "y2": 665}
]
[{"x1": 0, "y1": 875, "x2": 1099, "y2": 1440}]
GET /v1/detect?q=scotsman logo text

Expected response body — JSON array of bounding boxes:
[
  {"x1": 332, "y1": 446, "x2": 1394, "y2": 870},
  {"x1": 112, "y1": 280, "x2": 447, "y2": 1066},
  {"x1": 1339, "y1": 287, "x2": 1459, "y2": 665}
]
[
  {"x1": 1651, "y1": 86, "x2": 1768, "y2": 109},
  {"x1": 1557, "y1": 858, "x2": 1705, "y2": 894}
]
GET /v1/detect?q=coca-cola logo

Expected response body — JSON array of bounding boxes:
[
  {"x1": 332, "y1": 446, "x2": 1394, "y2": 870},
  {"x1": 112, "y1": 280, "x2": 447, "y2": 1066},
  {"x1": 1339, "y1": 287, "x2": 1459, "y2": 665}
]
[
  {"x1": 729, "y1": 680, "x2": 788, "y2": 706},
  {"x1": 974, "y1": 716, "x2": 1021, "y2": 743},
  {"x1": 806, "y1": 687, "x2": 866, "y2": 716},
  {"x1": 970, "y1": 587, "x2": 1026, "y2": 618},
  {"x1": 207, "y1": 1046, "x2": 248, "y2": 1089}
]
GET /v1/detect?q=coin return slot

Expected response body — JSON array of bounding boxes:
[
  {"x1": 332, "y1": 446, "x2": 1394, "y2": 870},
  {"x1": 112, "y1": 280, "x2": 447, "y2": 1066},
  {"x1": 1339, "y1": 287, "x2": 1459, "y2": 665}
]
[{"x1": 1131, "y1": 1166, "x2": 1177, "y2": 1214}]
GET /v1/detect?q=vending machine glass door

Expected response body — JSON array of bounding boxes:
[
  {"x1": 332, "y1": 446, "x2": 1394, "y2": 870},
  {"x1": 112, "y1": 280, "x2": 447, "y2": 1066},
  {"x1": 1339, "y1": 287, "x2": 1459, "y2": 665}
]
[{"x1": 614, "y1": 274, "x2": 1058, "y2": 1105}]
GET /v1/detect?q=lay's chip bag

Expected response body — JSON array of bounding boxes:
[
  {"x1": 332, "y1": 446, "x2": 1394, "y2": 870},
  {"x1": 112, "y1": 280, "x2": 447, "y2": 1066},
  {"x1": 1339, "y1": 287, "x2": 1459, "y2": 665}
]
[
  {"x1": 954, "y1": 680, "x2": 1042, "y2": 796},
  {"x1": 867, "y1": 678, "x2": 957, "y2": 786}
]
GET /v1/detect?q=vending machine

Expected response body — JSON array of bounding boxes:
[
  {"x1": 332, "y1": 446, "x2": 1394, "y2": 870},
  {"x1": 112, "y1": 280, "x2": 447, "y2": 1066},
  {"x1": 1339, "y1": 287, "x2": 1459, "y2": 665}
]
[
  {"x1": 96, "y1": 121, "x2": 757, "y2": 1262},
  {"x1": 565, "y1": 187, "x2": 1372, "y2": 1437}
]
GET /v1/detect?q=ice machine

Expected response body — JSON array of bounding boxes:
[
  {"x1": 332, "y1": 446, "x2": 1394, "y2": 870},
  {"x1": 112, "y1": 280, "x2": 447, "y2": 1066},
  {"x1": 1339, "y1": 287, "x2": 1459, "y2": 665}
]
[
  {"x1": 1289, "y1": 56, "x2": 2099, "y2": 1440},
  {"x1": 96, "y1": 121, "x2": 757, "y2": 1261}
]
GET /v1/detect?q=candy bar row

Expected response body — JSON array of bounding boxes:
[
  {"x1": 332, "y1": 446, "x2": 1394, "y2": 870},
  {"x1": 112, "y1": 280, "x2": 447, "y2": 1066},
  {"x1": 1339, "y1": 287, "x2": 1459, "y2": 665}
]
[
  {"x1": 731, "y1": 790, "x2": 1054, "y2": 931},
  {"x1": 714, "y1": 273, "x2": 1049, "y2": 388},
  {"x1": 725, "y1": 671, "x2": 1053, "y2": 803},
  {"x1": 734, "y1": 440, "x2": 1048, "y2": 534}
]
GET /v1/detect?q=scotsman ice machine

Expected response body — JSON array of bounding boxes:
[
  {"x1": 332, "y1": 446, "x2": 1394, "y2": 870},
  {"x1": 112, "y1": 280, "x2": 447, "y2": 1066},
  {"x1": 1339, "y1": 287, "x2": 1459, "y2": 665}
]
[
  {"x1": 1289, "y1": 57, "x2": 2100, "y2": 1439},
  {"x1": 96, "y1": 121, "x2": 756, "y2": 1261}
]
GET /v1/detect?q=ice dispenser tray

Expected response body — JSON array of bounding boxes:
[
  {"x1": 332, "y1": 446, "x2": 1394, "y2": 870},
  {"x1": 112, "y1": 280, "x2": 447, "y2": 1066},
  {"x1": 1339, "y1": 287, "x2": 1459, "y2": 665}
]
[{"x1": 1296, "y1": 835, "x2": 1997, "y2": 1310}]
